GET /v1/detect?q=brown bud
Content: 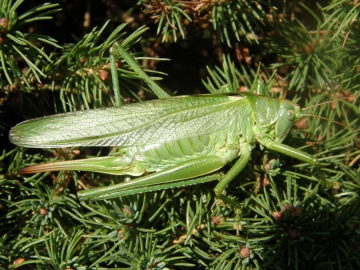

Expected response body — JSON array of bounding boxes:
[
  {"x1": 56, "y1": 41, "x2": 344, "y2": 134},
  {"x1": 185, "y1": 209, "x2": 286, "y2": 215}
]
[
  {"x1": 98, "y1": 70, "x2": 109, "y2": 81},
  {"x1": 212, "y1": 216, "x2": 223, "y2": 226},
  {"x1": 273, "y1": 211, "x2": 282, "y2": 221},
  {"x1": 13, "y1": 258, "x2": 26, "y2": 265},
  {"x1": 0, "y1": 18, "x2": 8, "y2": 30},
  {"x1": 262, "y1": 176, "x2": 270, "y2": 186},
  {"x1": 239, "y1": 246, "x2": 251, "y2": 259},
  {"x1": 38, "y1": 207, "x2": 48, "y2": 216}
]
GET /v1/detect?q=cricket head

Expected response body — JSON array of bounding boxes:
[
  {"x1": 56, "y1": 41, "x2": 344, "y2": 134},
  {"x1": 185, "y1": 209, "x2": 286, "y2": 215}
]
[
  {"x1": 246, "y1": 94, "x2": 302, "y2": 142},
  {"x1": 274, "y1": 99, "x2": 302, "y2": 141}
]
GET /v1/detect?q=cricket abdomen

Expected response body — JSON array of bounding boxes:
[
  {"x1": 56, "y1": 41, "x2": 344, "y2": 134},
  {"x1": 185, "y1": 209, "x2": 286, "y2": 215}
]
[{"x1": 121, "y1": 124, "x2": 251, "y2": 175}]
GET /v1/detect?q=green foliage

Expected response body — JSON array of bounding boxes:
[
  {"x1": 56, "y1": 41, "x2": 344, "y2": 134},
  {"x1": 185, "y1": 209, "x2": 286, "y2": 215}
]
[
  {"x1": 1, "y1": 0, "x2": 359, "y2": 269},
  {"x1": 0, "y1": 1, "x2": 61, "y2": 91},
  {"x1": 49, "y1": 22, "x2": 168, "y2": 111},
  {"x1": 209, "y1": 0, "x2": 267, "y2": 46},
  {"x1": 322, "y1": 0, "x2": 360, "y2": 40},
  {"x1": 142, "y1": 0, "x2": 192, "y2": 42},
  {"x1": 140, "y1": 0, "x2": 268, "y2": 45}
]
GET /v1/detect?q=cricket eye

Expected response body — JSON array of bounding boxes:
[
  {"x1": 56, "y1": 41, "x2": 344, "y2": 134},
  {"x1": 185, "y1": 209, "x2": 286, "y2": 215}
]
[{"x1": 286, "y1": 110, "x2": 295, "y2": 120}]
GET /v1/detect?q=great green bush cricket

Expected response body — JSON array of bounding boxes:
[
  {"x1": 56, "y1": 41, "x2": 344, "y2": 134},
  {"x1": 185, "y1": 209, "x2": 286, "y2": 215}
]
[{"x1": 9, "y1": 41, "x2": 350, "y2": 202}]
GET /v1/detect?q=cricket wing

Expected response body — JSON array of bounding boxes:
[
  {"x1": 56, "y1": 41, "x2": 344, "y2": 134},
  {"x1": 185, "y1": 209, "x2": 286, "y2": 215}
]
[{"x1": 10, "y1": 94, "x2": 248, "y2": 148}]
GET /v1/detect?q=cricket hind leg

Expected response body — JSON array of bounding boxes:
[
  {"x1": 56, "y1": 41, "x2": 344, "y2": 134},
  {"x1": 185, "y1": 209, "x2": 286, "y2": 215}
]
[{"x1": 78, "y1": 155, "x2": 228, "y2": 200}]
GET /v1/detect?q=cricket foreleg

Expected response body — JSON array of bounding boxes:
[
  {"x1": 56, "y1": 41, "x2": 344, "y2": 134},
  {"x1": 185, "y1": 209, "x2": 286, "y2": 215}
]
[{"x1": 258, "y1": 136, "x2": 320, "y2": 166}]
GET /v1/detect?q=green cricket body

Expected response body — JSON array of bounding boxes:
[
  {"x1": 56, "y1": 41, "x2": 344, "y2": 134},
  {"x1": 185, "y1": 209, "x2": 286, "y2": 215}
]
[{"x1": 9, "y1": 92, "x2": 317, "y2": 200}]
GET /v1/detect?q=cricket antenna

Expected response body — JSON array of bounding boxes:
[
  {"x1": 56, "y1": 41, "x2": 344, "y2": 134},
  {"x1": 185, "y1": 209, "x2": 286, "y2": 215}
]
[
  {"x1": 300, "y1": 96, "x2": 359, "y2": 132},
  {"x1": 301, "y1": 96, "x2": 352, "y2": 112},
  {"x1": 301, "y1": 113, "x2": 358, "y2": 132}
]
